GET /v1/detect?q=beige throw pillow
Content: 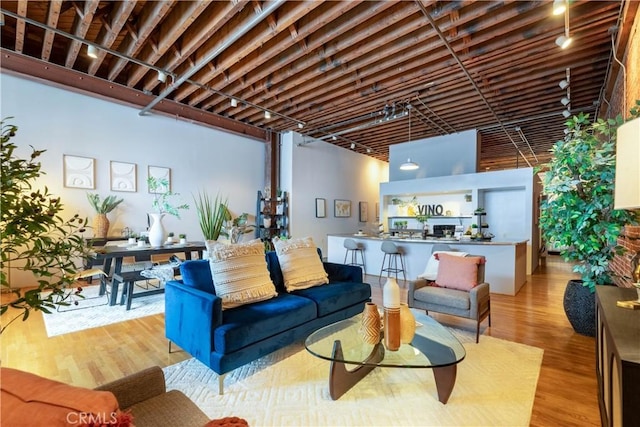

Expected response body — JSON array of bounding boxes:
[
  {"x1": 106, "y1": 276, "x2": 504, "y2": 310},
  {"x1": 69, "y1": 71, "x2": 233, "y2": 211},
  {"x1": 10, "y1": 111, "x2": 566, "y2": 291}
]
[
  {"x1": 273, "y1": 236, "x2": 328, "y2": 291},
  {"x1": 206, "y1": 239, "x2": 277, "y2": 309}
]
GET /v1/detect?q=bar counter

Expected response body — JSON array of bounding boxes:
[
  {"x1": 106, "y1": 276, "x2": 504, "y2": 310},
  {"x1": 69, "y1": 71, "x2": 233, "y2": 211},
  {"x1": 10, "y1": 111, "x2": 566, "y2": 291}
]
[{"x1": 327, "y1": 234, "x2": 528, "y2": 295}]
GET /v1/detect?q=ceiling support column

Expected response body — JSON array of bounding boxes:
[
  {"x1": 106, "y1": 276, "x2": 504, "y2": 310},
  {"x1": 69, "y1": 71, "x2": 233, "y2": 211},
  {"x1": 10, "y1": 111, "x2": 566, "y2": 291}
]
[{"x1": 264, "y1": 131, "x2": 280, "y2": 199}]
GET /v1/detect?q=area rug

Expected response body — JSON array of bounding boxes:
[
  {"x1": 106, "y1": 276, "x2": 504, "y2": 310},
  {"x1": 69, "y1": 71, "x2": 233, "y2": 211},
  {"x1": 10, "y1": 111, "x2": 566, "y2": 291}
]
[
  {"x1": 164, "y1": 330, "x2": 543, "y2": 426},
  {"x1": 41, "y1": 284, "x2": 164, "y2": 337}
]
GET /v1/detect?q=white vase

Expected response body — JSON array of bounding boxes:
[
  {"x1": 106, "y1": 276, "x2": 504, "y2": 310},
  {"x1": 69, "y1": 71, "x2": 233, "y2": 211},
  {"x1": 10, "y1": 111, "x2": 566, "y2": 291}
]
[{"x1": 148, "y1": 213, "x2": 166, "y2": 247}]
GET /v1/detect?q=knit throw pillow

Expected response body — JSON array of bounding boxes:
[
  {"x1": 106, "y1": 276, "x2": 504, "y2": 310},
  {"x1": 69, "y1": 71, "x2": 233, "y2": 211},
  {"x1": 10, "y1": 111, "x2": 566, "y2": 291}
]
[
  {"x1": 272, "y1": 237, "x2": 328, "y2": 291},
  {"x1": 206, "y1": 239, "x2": 277, "y2": 309},
  {"x1": 435, "y1": 253, "x2": 484, "y2": 291}
]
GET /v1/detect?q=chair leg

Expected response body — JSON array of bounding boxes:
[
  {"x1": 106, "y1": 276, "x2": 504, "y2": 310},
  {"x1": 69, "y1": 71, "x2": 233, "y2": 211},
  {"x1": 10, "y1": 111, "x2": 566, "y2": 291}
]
[{"x1": 476, "y1": 321, "x2": 481, "y2": 343}]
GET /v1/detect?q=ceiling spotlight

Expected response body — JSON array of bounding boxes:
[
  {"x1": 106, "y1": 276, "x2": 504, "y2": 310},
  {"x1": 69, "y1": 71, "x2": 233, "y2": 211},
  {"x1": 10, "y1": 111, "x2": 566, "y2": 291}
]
[
  {"x1": 400, "y1": 158, "x2": 419, "y2": 171},
  {"x1": 350, "y1": 143, "x2": 356, "y2": 150},
  {"x1": 332, "y1": 135, "x2": 337, "y2": 141},
  {"x1": 157, "y1": 70, "x2": 167, "y2": 83},
  {"x1": 264, "y1": 111, "x2": 271, "y2": 119},
  {"x1": 559, "y1": 79, "x2": 569, "y2": 90},
  {"x1": 555, "y1": 35, "x2": 572, "y2": 49},
  {"x1": 297, "y1": 122, "x2": 304, "y2": 129},
  {"x1": 552, "y1": 0, "x2": 566, "y2": 16},
  {"x1": 230, "y1": 98, "x2": 238, "y2": 108},
  {"x1": 366, "y1": 147, "x2": 372, "y2": 154},
  {"x1": 87, "y1": 44, "x2": 98, "y2": 59},
  {"x1": 562, "y1": 109, "x2": 571, "y2": 118},
  {"x1": 560, "y1": 97, "x2": 570, "y2": 106}
]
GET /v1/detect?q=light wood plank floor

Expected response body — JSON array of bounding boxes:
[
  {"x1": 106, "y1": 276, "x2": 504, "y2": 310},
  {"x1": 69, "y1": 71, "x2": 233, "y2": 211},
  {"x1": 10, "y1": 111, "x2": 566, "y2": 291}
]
[{"x1": 1, "y1": 255, "x2": 599, "y2": 426}]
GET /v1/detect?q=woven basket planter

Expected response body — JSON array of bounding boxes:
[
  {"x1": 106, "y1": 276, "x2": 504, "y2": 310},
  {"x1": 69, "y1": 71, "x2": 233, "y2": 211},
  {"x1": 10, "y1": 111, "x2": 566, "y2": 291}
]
[{"x1": 93, "y1": 214, "x2": 110, "y2": 238}]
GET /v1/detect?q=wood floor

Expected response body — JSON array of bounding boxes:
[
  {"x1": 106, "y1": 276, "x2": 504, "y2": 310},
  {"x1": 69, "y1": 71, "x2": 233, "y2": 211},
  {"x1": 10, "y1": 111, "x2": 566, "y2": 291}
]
[{"x1": 0, "y1": 255, "x2": 599, "y2": 426}]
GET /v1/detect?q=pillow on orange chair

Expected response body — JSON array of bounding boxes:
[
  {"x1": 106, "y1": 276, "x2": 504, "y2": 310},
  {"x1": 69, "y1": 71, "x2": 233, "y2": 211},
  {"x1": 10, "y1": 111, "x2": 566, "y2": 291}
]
[
  {"x1": 0, "y1": 367, "x2": 132, "y2": 427},
  {"x1": 435, "y1": 253, "x2": 484, "y2": 291}
]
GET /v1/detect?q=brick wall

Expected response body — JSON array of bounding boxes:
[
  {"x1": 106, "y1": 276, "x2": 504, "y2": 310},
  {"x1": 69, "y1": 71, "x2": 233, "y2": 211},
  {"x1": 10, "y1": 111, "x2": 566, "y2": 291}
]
[{"x1": 608, "y1": 8, "x2": 640, "y2": 288}]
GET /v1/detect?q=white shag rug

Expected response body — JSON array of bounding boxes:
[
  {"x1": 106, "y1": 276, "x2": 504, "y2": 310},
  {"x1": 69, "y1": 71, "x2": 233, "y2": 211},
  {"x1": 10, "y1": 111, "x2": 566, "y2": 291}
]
[
  {"x1": 164, "y1": 330, "x2": 543, "y2": 426},
  {"x1": 41, "y1": 284, "x2": 165, "y2": 337}
]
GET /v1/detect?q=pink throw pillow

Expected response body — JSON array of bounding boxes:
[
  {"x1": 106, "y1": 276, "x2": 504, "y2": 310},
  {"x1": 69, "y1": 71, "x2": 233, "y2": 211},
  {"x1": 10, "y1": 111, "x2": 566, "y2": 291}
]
[{"x1": 435, "y1": 254, "x2": 483, "y2": 291}]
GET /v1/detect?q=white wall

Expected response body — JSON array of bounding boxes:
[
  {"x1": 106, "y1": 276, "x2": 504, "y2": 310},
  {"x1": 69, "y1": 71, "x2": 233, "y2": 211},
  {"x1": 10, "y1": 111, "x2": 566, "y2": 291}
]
[
  {"x1": 2, "y1": 72, "x2": 265, "y2": 286},
  {"x1": 388, "y1": 129, "x2": 479, "y2": 180},
  {"x1": 280, "y1": 132, "x2": 389, "y2": 255}
]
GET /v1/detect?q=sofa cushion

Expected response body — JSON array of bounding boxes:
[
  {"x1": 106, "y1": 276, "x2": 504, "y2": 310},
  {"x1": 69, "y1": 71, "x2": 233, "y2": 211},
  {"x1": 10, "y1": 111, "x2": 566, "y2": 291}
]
[
  {"x1": 272, "y1": 237, "x2": 328, "y2": 291},
  {"x1": 265, "y1": 251, "x2": 285, "y2": 293},
  {"x1": 206, "y1": 239, "x2": 277, "y2": 309},
  {"x1": 413, "y1": 286, "x2": 470, "y2": 310},
  {"x1": 435, "y1": 254, "x2": 483, "y2": 291},
  {"x1": 180, "y1": 259, "x2": 215, "y2": 293},
  {"x1": 213, "y1": 293, "x2": 317, "y2": 354},
  {"x1": 418, "y1": 251, "x2": 467, "y2": 280},
  {"x1": 291, "y1": 281, "x2": 371, "y2": 317},
  {"x1": 0, "y1": 367, "x2": 130, "y2": 427}
]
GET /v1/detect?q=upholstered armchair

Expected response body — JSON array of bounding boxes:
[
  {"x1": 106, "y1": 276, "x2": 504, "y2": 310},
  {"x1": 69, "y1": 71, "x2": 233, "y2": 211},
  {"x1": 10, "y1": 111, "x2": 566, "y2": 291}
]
[{"x1": 407, "y1": 248, "x2": 491, "y2": 343}]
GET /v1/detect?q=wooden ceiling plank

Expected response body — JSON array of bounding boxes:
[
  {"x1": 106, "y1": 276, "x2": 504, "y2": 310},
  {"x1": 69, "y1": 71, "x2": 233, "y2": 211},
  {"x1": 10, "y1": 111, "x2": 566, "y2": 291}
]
[
  {"x1": 172, "y1": 0, "x2": 327, "y2": 104},
  {"x1": 107, "y1": 0, "x2": 176, "y2": 82},
  {"x1": 40, "y1": 0, "x2": 62, "y2": 61},
  {"x1": 142, "y1": 0, "x2": 249, "y2": 93},
  {"x1": 14, "y1": 0, "x2": 28, "y2": 53},
  {"x1": 64, "y1": 0, "x2": 100, "y2": 68},
  {"x1": 87, "y1": 0, "x2": 137, "y2": 76},
  {"x1": 124, "y1": 1, "x2": 211, "y2": 87}
]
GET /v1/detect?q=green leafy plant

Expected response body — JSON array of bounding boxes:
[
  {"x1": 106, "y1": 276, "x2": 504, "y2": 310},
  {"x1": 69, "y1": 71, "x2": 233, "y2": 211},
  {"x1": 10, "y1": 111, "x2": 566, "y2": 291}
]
[
  {"x1": 221, "y1": 212, "x2": 255, "y2": 243},
  {"x1": 538, "y1": 104, "x2": 640, "y2": 292},
  {"x1": 148, "y1": 176, "x2": 189, "y2": 218},
  {"x1": 86, "y1": 193, "x2": 123, "y2": 214},
  {"x1": 193, "y1": 191, "x2": 228, "y2": 240},
  {"x1": 1, "y1": 118, "x2": 89, "y2": 333}
]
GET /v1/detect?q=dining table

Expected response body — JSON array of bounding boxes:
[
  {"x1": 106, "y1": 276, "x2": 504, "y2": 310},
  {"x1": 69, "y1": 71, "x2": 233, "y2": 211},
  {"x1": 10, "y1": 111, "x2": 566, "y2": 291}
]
[{"x1": 90, "y1": 241, "x2": 206, "y2": 306}]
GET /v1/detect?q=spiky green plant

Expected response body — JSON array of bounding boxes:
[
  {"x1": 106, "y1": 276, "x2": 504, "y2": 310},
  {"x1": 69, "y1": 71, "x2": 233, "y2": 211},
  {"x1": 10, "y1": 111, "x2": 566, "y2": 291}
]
[
  {"x1": 193, "y1": 191, "x2": 228, "y2": 240},
  {"x1": 86, "y1": 193, "x2": 123, "y2": 214}
]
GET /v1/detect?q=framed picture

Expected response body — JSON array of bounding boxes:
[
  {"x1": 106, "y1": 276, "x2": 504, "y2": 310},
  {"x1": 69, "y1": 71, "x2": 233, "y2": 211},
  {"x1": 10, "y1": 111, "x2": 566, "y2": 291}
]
[
  {"x1": 148, "y1": 166, "x2": 171, "y2": 193},
  {"x1": 63, "y1": 155, "x2": 95, "y2": 189},
  {"x1": 334, "y1": 199, "x2": 351, "y2": 218},
  {"x1": 315, "y1": 198, "x2": 326, "y2": 218},
  {"x1": 359, "y1": 201, "x2": 368, "y2": 222},
  {"x1": 110, "y1": 161, "x2": 137, "y2": 192}
]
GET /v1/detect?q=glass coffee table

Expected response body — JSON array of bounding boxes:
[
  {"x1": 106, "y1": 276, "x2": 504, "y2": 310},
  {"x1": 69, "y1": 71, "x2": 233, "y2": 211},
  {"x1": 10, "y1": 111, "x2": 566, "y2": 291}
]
[{"x1": 305, "y1": 309, "x2": 466, "y2": 403}]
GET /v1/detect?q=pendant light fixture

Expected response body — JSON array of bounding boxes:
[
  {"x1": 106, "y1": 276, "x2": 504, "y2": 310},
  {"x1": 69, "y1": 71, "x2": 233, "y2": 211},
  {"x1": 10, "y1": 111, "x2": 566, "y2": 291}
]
[{"x1": 399, "y1": 104, "x2": 419, "y2": 171}]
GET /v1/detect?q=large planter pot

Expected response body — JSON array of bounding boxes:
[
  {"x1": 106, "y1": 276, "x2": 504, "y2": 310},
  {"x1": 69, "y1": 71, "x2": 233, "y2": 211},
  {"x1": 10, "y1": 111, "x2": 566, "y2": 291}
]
[
  {"x1": 563, "y1": 279, "x2": 595, "y2": 337},
  {"x1": 93, "y1": 214, "x2": 109, "y2": 238}
]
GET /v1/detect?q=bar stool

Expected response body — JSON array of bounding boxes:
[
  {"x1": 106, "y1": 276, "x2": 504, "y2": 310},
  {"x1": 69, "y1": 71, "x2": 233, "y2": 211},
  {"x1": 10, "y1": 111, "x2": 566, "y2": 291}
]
[
  {"x1": 379, "y1": 241, "x2": 406, "y2": 285},
  {"x1": 343, "y1": 238, "x2": 366, "y2": 272}
]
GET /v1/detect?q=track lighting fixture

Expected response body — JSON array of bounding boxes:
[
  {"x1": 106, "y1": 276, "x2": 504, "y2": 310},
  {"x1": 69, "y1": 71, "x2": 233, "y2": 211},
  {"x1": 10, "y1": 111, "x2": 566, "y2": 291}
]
[
  {"x1": 297, "y1": 122, "x2": 304, "y2": 129},
  {"x1": 350, "y1": 143, "x2": 356, "y2": 150},
  {"x1": 555, "y1": 35, "x2": 572, "y2": 49},
  {"x1": 559, "y1": 80, "x2": 569, "y2": 90},
  {"x1": 560, "y1": 97, "x2": 570, "y2": 106},
  {"x1": 552, "y1": 0, "x2": 566, "y2": 16},
  {"x1": 332, "y1": 135, "x2": 337, "y2": 141},
  {"x1": 87, "y1": 45, "x2": 98, "y2": 59},
  {"x1": 157, "y1": 71, "x2": 167, "y2": 83},
  {"x1": 264, "y1": 111, "x2": 271, "y2": 119},
  {"x1": 230, "y1": 98, "x2": 238, "y2": 107},
  {"x1": 562, "y1": 110, "x2": 571, "y2": 118},
  {"x1": 366, "y1": 147, "x2": 372, "y2": 154}
]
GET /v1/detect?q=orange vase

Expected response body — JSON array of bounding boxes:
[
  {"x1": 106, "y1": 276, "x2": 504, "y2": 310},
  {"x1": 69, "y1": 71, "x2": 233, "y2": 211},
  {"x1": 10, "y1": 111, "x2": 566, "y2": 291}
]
[{"x1": 359, "y1": 302, "x2": 381, "y2": 345}]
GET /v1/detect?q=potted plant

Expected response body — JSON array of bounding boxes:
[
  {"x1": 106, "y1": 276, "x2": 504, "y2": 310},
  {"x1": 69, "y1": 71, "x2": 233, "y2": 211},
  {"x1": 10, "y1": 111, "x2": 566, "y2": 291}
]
[
  {"x1": 1, "y1": 119, "x2": 89, "y2": 332},
  {"x1": 193, "y1": 191, "x2": 228, "y2": 241},
  {"x1": 222, "y1": 212, "x2": 255, "y2": 244},
  {"x1": 86, "y1": 193, "x2": 124, "y2": 238},
  {"x1": 178, "y1": 233, "x2": 187, "y2": 245},
  {"x1": 147, "y1": 177, "x2": 189, "y2": 247},
  {"x1": 538, "y1": 107, "x2": 640, "y2": 336}
]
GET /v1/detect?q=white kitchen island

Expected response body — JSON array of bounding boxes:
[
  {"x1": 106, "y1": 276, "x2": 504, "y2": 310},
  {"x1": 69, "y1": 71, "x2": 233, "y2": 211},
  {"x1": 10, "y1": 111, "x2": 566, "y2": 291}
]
[{"x1": 327, "y1": 234, "x2": 528, "y2": 296}]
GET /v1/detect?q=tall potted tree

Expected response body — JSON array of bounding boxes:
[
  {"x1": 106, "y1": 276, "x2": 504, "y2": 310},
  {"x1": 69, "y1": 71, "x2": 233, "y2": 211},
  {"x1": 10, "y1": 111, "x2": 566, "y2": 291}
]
[
  {"x1": 538, "y1": 105, "x2": 639, "y2": 336},
  {"x1": 1, "y1": 119, "x2": 89, "y2": 333}
]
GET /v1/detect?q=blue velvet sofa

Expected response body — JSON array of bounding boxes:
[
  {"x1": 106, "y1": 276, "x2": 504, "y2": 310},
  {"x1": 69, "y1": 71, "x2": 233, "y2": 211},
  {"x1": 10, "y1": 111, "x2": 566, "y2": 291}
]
[{"x1": 164, "y1": 250, "x2": 371, "y2": 393}]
